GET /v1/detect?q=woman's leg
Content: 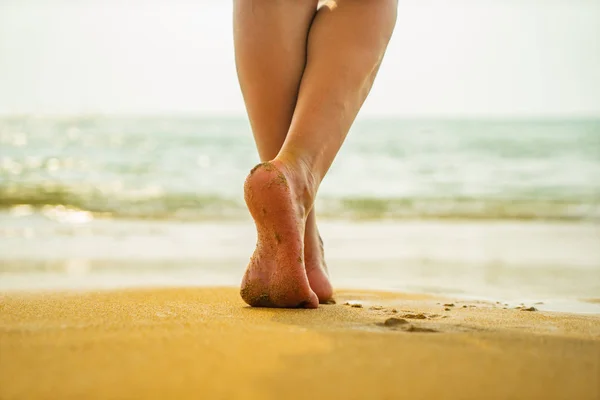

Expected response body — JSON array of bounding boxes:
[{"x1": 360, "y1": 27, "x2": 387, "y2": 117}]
[
  {"x1": 241, "y1": 0, "x2": 398, "y2": 308},
  {"x1": 234, "y1": 0, "x2": 332, "y2": 307},
  {"x1": 233, "y1": 0, "x2": 317, "y2": 163}
]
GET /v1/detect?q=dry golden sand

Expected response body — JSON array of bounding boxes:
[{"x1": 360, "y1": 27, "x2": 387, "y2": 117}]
[{"x1": 1, "y1": 287, "x2": 599, "y2": 400}]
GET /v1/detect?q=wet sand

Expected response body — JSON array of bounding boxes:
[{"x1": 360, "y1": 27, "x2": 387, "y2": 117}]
[{"x1": 1, "y1": 287, "x2": 599, "y2": 400}]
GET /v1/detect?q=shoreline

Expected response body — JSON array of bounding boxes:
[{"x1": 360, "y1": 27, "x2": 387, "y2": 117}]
[
  {"x1": 1, "y1": 217, "x2": 599, "y2": 313},
  {"x1": 2, "y1": 287, "x2": 599, "y2": 399}
]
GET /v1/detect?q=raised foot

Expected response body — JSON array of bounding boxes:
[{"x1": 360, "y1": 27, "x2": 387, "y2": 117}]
[
  {"x1": 304, "y1": 222, "x2": 334, "y2": 304},
  {"x1": 241, "y1": 161, "x2": 319, "y2": 308}
]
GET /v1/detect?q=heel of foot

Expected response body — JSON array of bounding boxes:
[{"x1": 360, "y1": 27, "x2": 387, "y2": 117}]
[
  {"x1": 246, "y1": 162, "x2": 289, "y2": 194},
  {"x1": 244, "y1": 161, "x2": 298, "y2": 230},
  {"x1": 241, "y1": 161, "x2": 319, "y2": 309}
]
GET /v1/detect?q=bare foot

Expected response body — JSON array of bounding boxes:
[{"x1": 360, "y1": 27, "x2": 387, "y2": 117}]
[
  {"x1": 304, "y1": 210, "x2": 334, "y2": 303},
  {"x1": 240, "y1": 160, "x2": 319, "y2": 308}
]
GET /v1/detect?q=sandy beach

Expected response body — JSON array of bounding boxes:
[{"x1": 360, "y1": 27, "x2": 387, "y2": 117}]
[{"x1": 1, "y1": 287, "x2": 599, "y2": 400}]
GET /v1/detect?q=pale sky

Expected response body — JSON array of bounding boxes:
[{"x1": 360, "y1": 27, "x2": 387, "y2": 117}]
[{"x1": 0, "y1": 0, "x2": 599, "y2": 117}]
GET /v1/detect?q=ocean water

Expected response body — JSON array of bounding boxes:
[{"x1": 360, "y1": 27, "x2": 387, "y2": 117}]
[{"x1": 1, "y1": 116, "x2": 599, "y2": 221}]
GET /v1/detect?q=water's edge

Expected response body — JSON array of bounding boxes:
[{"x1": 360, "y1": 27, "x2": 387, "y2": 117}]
[{"x1": 2, "y1": 215, "x2": 598, "y2": 314}]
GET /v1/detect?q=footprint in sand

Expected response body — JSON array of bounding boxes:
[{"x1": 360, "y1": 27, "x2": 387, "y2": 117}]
[
  {"x1": 377, "y1": 317, "x2": 439, "y2": 333},
  {"x1": 344, "y1": 302, "x2": 444, "y2": 321},
  {"x1": 343, "y1": 301, "x2": 363, "y2": 308},
  {"x1": 515, "y1": 306, "x2": 537, "y2": 312},
  {"x1": 399, "y1": 313, "x2": 428, "y2": 320}
]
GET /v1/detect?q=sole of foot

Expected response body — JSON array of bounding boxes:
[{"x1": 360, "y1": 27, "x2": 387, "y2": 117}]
[{"x1": 240, "y1": 161, "x2": 319, "y2": 308}]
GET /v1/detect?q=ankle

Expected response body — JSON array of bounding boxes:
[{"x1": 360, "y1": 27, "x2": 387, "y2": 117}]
[{"x1": 271, "y1": 157, "x2": 318, "y2": 214}]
